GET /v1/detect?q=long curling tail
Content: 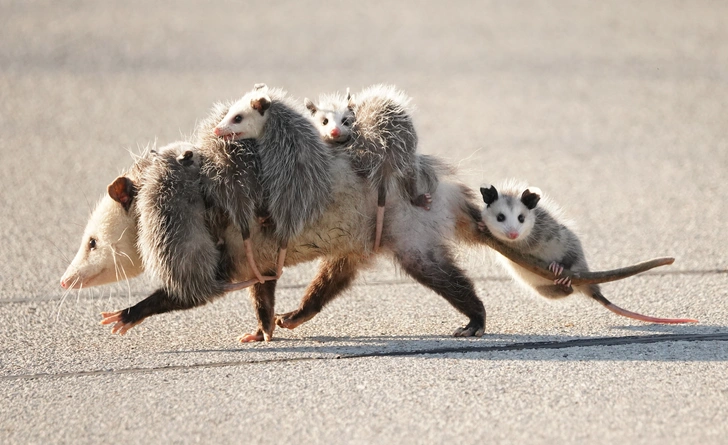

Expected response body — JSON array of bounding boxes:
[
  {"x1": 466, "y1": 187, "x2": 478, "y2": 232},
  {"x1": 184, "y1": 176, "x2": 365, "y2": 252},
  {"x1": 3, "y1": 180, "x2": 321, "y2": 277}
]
[{"x1": 588, "y1": 285, "x2": 698, "y2": 324}]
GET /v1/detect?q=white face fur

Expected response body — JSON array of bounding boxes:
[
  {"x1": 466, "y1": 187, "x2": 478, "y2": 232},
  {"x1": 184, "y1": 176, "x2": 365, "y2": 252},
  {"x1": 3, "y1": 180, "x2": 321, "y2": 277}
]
[
  {"x1": 304, "y1": 97, "x2": 354, "y2": 144},
  {"x1": 214, "y1": 89, "x2": 271, "y2": 140},
  {"x1": 480, "y1": 186, "x2": 541, "y2": 243},
  {"x1": 307, "y1": 102, "x2": 354, "y2": 144},
  {"x1": 60, "y1": 193, "x2": 143, "y2": 289}
]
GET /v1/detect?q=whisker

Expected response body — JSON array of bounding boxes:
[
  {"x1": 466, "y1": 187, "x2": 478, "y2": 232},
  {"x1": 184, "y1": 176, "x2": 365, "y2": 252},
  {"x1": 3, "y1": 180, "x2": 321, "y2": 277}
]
[
  {"x1": 55, "y1": 277, "x2": 78, "y2": 321},
  {"x1": 42, "y1": 235, "x2": 71, "y2": 263},
  {"x1": 115, "y1": 249, "x2": 135, "y2": 267}
]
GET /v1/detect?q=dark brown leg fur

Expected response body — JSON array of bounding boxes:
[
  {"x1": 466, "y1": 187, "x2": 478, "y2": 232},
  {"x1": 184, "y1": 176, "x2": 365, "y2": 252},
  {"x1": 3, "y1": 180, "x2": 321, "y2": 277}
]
[
  {"x1": 100, "y1": 288, "x2": 207, "y2": 335},
  {"x1": 394, "y1": 246, "x2": 486, "y2": 337},
  {"x1": 248, "y1": 272, "x2": 277, "y2": 340},
  {"x1": 276, "y1": 256, "x2": 361, "y2": 330}
]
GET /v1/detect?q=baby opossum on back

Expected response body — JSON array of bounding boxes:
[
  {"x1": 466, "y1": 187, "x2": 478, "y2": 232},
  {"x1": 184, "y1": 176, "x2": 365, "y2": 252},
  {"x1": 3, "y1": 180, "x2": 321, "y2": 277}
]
[
  {"x1": 194, "y1": 101, "x2": 272, "y2": 286},
  {"x1": 479, "y1": 181, "x2": 697, "y2": 324},
  {"x1": 304, "y1": 85, "x2": 435, "y2": 251},
  {"x1": 214, "y1": 84, "x2": 335, "y2": 276},
  {"x1": 135, "y1": 143, "x2": 229, "y2": 305}
]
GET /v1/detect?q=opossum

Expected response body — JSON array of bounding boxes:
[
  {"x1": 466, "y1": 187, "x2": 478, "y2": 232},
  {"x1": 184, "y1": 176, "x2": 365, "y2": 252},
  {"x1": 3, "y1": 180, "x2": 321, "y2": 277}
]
[
  {"x1": 194, "y1": 101, "x2": 272, "y2": 288},
  {"x1": 304, "y1": 85, "x2": 434, "y2": 251},
  {"x1": 214, "y1": 84, "x2": 335, "y2": 279},
  {"x1": 479, "y1": 182, "x2": 697, "y2": 324},
  {"x1": 61, "y1": 148, "x2": 680, "y2": 340},
  {"x1": 59, "y1": 154, "x2": 150, "y2": 291}
]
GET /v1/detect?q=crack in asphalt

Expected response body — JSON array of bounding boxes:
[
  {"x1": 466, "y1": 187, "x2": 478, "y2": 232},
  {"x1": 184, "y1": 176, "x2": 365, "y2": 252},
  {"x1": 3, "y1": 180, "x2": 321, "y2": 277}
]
[{"x1": 2, "y1": 333, "x2": 727, "y2": 382}]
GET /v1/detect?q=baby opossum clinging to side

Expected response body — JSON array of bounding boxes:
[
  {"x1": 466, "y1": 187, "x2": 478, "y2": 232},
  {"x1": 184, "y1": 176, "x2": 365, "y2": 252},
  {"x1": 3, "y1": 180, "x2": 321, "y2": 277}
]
[
  {"x1": 479, "y1": 182, "x2": 697, "y2": 324},
  {"x1": 213, "y1": 84, "x2": 335, "y2": 280},
  {"x1": 304, "y1": 85, "x2": 435, "y2": 251}
]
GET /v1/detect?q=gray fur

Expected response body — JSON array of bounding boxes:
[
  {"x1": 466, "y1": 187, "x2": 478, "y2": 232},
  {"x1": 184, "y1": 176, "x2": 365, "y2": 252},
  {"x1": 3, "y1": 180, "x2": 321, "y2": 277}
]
[
  {"x1": 136, "y1": 143, "x2": 226, "y2": 304},
  {"x1": 480, "y1": 182, "x2": 597, "y2": 300},
  {"x1": 310, "y1": 85, "x2": 437, "y2": 202},
  {"x1": 253, "y1": 87, "x2": 335, "y2": 244},
  {"x1": 194, "y1": 101, "x2": 263, "y2": 241}
]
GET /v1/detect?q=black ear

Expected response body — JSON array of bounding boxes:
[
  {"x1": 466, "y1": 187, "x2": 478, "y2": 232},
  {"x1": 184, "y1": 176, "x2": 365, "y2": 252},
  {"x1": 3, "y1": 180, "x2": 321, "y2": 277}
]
[
  {"x1": 521, "y1": 187, "x2": 541, "y2": 210},
  {"x1": 480, "y1": 185, "x2": 498, "y2": 206},
  {"x1": 253, "y1": 83, "x2": 268, "y2": 91},
  {"x1": 107, "y1": 176, "x2": 137, "y2": 212},
  {"x1": 304, "y1": 98, "x2": 317, "y2": 115},
  {"x1": 345, "y1": 87, "x2": 352, "y2": 102},
  {"x1": 251, "y1": 96, "x2": 271, "y2": 116}
]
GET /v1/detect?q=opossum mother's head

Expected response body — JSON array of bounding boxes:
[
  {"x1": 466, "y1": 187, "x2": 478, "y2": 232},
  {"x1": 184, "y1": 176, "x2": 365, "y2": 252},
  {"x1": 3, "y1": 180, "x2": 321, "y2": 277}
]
[
  {"x1": 60, "y1": 176, "x2": 143, "y2": 289},
  {"x1": 214, "y1": 83, "x2": 271, "y2": 141}
]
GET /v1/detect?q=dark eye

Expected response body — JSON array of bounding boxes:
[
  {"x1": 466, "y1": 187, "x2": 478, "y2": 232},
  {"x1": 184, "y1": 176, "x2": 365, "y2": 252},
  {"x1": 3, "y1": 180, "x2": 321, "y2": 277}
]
[
  {"x1": 233, "y1": 115, "x2": 243, "y2": 124},
  {"x1": 518, "y1": 214, "x2": 525, "y2": 223},
  {"x1": 322, "y1": 118, "x2": 329, "y2": 126},
  {"x1": 89, "y1": 238, "x2": 97, "y2": 250},
  {"x1": 342, "y1": 118, "x2": 351, "y2": 126},
  {"x1": 496, "y1": 214, "x2": 505, "y2": 222}
]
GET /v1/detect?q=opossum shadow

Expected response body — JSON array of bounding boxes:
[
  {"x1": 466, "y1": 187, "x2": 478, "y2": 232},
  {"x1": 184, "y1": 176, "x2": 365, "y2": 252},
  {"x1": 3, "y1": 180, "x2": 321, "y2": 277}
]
[{"x1": 161, "y1": 326, "x2": 728, "y2": 363}]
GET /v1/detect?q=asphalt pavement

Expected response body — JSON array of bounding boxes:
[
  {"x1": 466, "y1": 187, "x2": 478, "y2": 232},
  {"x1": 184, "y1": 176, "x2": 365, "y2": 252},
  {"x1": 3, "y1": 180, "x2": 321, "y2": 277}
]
[{"x1": 1, "y1": 1, "x2": 727, "y2": 444}]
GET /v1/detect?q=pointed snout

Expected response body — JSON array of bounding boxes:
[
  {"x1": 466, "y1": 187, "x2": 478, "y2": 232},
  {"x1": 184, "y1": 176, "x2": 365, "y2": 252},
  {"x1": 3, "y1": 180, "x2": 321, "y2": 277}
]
[
  {"x1": 507, "y1": 231, "x2": 519, "y2": 240},
  {"x1": 330, "y1": 127, "x2": 340, "y2": 138},
  {"x1": 60, "y1": 278, "x2": 68, "y2": 289},
  {"x1": 213, "y1": 126, "x2": 223, "y2": 137}
]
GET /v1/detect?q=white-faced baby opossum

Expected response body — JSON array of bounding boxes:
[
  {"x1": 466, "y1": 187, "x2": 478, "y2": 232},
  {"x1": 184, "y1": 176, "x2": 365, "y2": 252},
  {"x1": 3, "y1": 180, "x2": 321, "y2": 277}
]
[
  {"x1": 479, "y1": 182, "x2": 697, "y2": 324},
  {"x1": 304, "y1": 85, "x2": 434, "y2": 251},
  {"x1": 213, "y1": 84, "x2": 334, "y2": 279},
  {"x1": 194, "y1": 101, "x2": 273, "y2": 288}
]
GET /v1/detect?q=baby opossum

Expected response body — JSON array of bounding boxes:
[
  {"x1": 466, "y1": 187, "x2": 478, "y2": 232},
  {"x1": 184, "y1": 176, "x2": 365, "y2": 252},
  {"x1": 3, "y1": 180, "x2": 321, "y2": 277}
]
[
  {"x1": 304, "y1": 85, "x2": 434, "y2": 251},
  {"x1": 194, "y1": 101, "x2": 272, "y2": 288},
  {"x1": 214, "y1": 84, "x2": 335, "y2": 279},
  {"x1": 479, "y1": 182, "x2": 697, "y2": 324}
]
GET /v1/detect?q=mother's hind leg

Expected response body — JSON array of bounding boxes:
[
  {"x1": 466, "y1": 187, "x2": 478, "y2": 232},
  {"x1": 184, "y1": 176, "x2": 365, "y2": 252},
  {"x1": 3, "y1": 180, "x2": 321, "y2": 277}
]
[
  {"x1": 394, "y1": 246, "x2": 486, "y2": 337},
  {"x1": 276, "y1": 255, "x2": 366, "y2": 330}
]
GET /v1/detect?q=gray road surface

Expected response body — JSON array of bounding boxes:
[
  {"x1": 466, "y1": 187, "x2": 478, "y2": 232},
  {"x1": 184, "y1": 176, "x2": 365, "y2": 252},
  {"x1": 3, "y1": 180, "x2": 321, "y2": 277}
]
[{"x1": 1, "y1": 1, "x2": 727, "y2": 444}]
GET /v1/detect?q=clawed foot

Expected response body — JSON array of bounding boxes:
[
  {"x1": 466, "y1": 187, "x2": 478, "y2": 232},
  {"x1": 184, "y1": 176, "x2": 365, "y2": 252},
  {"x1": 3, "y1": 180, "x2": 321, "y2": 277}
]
[
  {"x1": 413, "y1": 193, "x2": 432, "y2": 210},
  {"x1": 477, "y1": 221, "x2": 486, "y2": 232},
  {"x1": 548, "y1": 261, "x2": 564, "y2": 277},
  {"x1": 100, "y1": 311, "x2": 142, "y2": 335},
  {"x1": 549, "y1": 262, "x2": 572, "y2": 288},
  {"x1": 453, "y1": 321, "x2": 485, "y2": 337},
  {"x1": 237, "y1": 329, "x2": 272, "y2": 343},
  {"x1": 275, "y1": 310, "x2": 314, "y2": 330}
]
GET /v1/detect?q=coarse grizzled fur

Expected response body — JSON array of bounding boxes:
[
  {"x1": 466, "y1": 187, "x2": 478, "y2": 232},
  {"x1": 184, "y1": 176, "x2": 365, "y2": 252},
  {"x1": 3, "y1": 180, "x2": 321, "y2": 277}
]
[
  {"x1": 194, "y1": 101, "x2": 263, "y2": 241},
  {"x1": 135, "y1": 142, "x2": 229, "y2": 305},
  {"x1": 479, "y1": 179, "x2": 587, "y2": 299},
  {"x1": 307, "y1": 85, "x2": 434, "y2": 205},
  {"x1": 90, "y1": 142, "x2": 489, "y2": 338},
  {"x1": 218, "y1": 86, "x2": 335, "y2": 245}
]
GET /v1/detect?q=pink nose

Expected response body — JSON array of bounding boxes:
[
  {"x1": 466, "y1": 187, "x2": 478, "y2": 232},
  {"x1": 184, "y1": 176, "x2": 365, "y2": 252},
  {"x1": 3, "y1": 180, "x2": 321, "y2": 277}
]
[
  {"x1": 60, "y1": 279, "x2": 68, "y2": 289},
  {"x1": 507, "y1": 231, "x2": 519, "y2": 240},
  {"x1": 330, "y1": 127, "x2": 340, "y2": 138},
  {"x1": 213, "y1": 127, "x2": 222, "y2": 136}
]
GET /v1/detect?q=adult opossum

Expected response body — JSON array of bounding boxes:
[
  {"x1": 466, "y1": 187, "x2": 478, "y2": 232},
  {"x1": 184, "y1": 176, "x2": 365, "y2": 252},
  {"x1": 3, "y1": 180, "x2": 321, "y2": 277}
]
[{"x1": 61, "y1": 148, "x2": 680, "y2": 341}]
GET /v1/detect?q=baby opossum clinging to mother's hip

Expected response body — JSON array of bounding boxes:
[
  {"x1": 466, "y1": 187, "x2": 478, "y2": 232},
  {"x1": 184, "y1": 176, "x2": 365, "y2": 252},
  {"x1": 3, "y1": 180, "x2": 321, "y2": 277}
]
[
  {"x1": 479, "y1": 181, "x2": 697, "y2": 324},
  {"x1": 304, "y1": 85, "x2": 436, "y2": 252}
]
